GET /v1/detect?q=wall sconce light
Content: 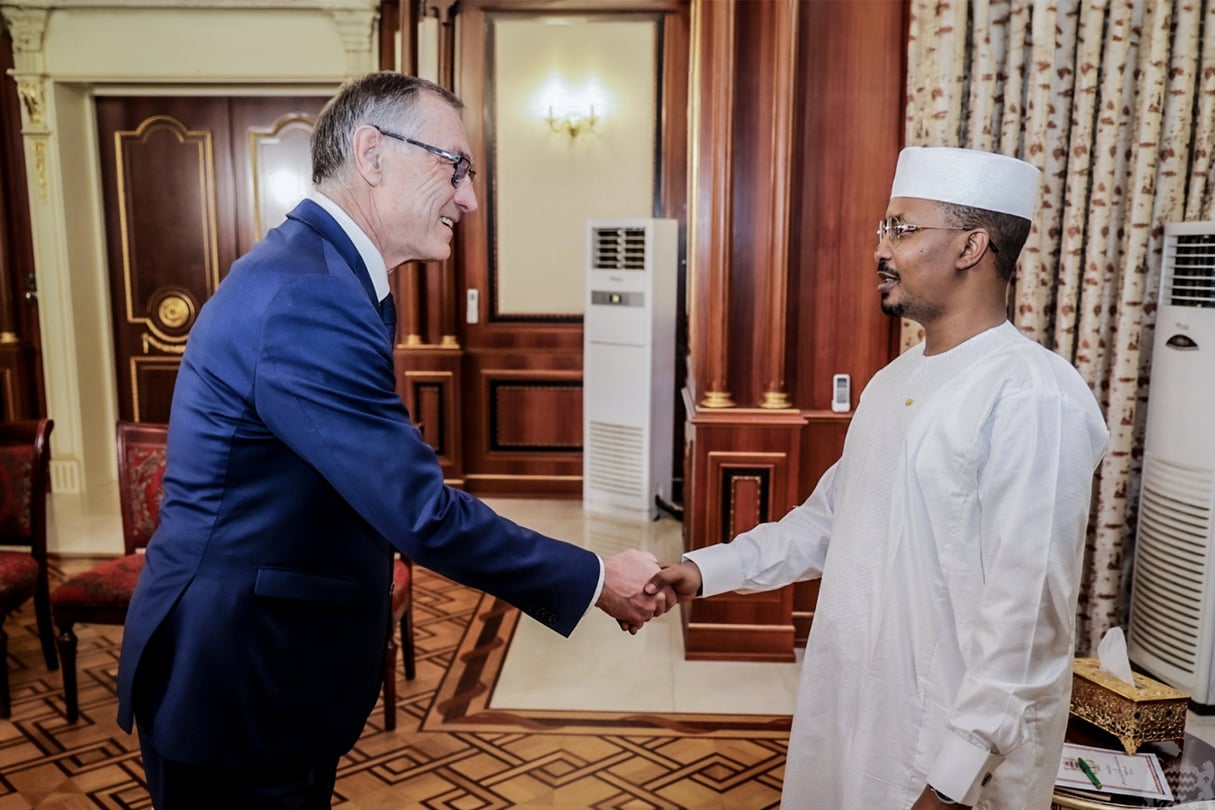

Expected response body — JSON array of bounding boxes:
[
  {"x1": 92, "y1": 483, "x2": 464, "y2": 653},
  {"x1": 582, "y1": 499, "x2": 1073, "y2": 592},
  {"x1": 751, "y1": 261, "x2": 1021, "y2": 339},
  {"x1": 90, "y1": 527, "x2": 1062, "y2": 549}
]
[
  {"x1": 537, "y1": 74, "x2": 607, "y2": 141},
  {"x1": 546, "y1": 104, "x2": 598, "y2": 139}
]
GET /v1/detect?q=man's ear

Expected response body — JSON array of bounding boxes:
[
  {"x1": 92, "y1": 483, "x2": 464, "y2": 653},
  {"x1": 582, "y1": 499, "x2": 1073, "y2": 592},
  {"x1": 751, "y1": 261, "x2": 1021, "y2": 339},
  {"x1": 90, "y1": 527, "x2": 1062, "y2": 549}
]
[
  {"x1": 956, "y1": 229, "x2": 993, "y2": 272},
  {"x1": 351, "y1": 125, "x2": 384, "y2": 186}
]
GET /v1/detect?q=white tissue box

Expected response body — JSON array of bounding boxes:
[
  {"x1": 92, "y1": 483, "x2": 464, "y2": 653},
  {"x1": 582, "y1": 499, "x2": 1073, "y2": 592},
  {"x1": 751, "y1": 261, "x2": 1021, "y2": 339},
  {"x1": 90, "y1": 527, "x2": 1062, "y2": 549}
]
[{"x1": 1069, "y1": 657, "x2": 1188, "y2": 755}]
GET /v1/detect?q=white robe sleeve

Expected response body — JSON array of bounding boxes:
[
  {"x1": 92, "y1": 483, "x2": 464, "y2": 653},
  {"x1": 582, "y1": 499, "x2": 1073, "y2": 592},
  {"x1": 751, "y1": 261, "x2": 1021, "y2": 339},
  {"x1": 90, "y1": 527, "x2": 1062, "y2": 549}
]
[
  {"x1": 685, "y1": 461, "x2": 839, "y2": 597},
  {"x1": 927, "y1": 389, "x2": 1107, "y2": 804}
]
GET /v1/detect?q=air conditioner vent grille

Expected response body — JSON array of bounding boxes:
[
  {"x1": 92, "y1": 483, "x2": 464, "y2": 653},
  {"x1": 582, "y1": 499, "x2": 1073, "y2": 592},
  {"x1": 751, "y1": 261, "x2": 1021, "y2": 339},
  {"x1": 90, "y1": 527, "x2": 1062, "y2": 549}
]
[
  {"x1": 586, "y1": 422, "x2": 644, "y2": 497},
  {"x1": 591, "y1": 227, "x2": 648, "y2": 271},
  {"x1": 1129, "y1": 455, "x2": 1214, "y2": 678},
  {"x1": 1165, "y1": 233, "x2": 1215, "y2": 308}
]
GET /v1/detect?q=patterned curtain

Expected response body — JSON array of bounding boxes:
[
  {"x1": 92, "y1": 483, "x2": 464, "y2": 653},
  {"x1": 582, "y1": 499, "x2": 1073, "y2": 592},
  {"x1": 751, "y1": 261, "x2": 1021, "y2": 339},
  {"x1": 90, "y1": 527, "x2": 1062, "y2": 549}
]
[{"x1": 904, "y1": 0, "x2": 1215, "y2": 654}]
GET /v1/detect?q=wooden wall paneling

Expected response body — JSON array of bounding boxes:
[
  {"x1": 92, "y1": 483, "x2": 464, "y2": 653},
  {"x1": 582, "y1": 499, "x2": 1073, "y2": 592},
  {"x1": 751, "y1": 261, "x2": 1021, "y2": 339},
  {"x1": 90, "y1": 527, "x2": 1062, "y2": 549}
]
[
  {"x1": 380, "y1": 0, "x2": 402, "y2": 71},
  {"x1": 790, "y1": 0, "x2": 904, "y2": 417},
  {"x1": 659, "y1": 5, "x2": 690, "y2": 500},
  {"x1": 687, "y1": 0, "x2": 735, "y2": 408},
  {"x1": 680, "y1": 0, "x2": 906, "y2": 659},
  {"x1": 396, "y1": 347, "x2": 464, "y2": 482},
  {"x1": 683, "y1": 408, "x2": 804, "y2": 661},
  {"x1": 427, "y1": 0, "x2": 459, "y2": 347},
  {"x1": 461, "y1": 354, "x2": 583, "y2": 497},
  {"x1": 780, "y1": 0, "x2": 907, "y2": 648}
]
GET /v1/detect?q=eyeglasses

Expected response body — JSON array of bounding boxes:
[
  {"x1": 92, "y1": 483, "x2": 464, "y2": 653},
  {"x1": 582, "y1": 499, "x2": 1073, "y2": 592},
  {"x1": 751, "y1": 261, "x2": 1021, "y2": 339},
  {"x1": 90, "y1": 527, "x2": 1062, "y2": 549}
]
[
  {"x1": 876, "y1": 217, "x2": 999, "y2": 253},
  {"x1": 373, "y1": 126, "x2": 476, "y2": 188}
]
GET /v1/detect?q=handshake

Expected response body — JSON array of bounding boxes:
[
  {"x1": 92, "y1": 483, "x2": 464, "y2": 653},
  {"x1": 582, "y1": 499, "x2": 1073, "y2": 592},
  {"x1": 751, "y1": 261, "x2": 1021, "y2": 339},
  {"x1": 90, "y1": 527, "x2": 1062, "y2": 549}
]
[{"x1": 594, "y1": 549, "x2": 703, "y2": 634}]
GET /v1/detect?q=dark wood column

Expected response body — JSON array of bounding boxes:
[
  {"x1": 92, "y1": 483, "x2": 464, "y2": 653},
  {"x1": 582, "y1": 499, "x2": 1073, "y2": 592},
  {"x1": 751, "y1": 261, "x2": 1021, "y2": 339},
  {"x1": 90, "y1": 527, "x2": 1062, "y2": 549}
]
[
  {"x1": 430, "y1": 0, "x2": 459, "y2": 348},
  {"x1": 687, "y1": 0, "x2": 735, "y2": 410},
  {"x1": 757, "y1": 0, "x2": 796, "y2": 410}
]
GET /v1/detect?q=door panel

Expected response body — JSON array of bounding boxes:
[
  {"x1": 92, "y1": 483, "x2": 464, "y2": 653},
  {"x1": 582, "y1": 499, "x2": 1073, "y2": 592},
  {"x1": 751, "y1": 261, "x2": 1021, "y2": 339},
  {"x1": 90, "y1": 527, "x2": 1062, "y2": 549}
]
[
  {"x1": 97, "y1": 96, "x2": 236, "y2": 423},
  {"x1": 97, "y1": 96, "x2": 327, "y2": 422},
  {"x1": 231, "y1": 98, "x2": 328, "y2": 254}
]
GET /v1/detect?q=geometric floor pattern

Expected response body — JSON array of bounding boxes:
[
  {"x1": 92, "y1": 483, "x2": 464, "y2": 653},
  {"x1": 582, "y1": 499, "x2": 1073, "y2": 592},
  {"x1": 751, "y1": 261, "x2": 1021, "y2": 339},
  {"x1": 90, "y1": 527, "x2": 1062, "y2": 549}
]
[{"x1": 1, "y1": 557, "x2": 789, "y2": 809}]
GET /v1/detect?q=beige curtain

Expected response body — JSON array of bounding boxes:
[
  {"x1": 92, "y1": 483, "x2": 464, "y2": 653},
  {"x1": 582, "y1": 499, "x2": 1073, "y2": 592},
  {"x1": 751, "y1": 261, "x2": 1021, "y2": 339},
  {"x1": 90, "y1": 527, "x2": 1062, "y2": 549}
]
[{"x1": 905, "y1": 0, "x2": 1215, "y2": 654}]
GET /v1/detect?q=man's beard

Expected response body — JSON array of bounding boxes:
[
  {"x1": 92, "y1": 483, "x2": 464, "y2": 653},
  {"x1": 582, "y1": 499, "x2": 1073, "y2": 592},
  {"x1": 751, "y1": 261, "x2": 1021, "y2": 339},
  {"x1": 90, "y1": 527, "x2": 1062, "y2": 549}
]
[
  {"x1": 877, "y1": 261, "x2": 941, "y2": 323},
  {"x1": 878, "y1": 259, "x2": 905, "y2": 318}
]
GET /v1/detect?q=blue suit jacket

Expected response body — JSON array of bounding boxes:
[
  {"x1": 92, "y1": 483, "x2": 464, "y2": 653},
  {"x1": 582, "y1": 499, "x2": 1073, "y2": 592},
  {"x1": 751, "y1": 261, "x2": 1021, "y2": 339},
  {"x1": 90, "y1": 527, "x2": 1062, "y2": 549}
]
[{"x1": 116, "y1": 199, "x2": 600, "y2": 765}]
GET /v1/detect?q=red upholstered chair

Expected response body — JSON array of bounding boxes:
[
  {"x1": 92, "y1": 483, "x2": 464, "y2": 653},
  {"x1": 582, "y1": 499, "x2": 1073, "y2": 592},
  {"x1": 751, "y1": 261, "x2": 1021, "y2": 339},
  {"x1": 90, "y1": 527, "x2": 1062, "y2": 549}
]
[
  {"x1": 50, "y1": 420, "x2": 164, "y2": 722},
  {"x1": 0, "y1": 418, "x2": 57, "y2": 718},
  {"x1": 383, "y1": 555, "x2": 416, "y2": 730}
]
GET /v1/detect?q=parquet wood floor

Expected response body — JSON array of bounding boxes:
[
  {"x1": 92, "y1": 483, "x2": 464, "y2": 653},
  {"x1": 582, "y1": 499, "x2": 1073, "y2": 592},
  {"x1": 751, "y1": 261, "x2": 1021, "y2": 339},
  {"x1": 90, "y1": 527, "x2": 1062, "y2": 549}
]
[{"x1": 1, "y1": 558, "x2": 789, "y2": 808}]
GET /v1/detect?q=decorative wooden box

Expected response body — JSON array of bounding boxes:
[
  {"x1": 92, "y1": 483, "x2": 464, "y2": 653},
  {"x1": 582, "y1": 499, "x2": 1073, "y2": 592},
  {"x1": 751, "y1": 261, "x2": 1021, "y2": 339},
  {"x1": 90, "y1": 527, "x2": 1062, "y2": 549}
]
[{"x1": 1069, "y1": 657, "x2": 1188, "y2": 755}]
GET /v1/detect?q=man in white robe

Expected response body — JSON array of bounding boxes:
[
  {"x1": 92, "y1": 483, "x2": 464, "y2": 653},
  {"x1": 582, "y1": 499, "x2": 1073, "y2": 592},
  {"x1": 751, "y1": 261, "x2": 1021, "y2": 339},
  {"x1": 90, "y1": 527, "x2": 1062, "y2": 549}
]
[{"x1": 648, "y1": 148, "x2": 1109, "y2": 809}]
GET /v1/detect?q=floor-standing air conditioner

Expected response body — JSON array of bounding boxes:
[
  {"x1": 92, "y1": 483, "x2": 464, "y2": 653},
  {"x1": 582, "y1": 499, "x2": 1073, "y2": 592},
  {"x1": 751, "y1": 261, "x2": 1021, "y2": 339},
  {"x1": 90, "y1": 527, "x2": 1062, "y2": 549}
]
[
  {"x1": 1128, "y1": 220, "x2": 1215, "y2": 710},
  {"x1": 583, "y1": 219, "x2": 678, "y2": 519}
]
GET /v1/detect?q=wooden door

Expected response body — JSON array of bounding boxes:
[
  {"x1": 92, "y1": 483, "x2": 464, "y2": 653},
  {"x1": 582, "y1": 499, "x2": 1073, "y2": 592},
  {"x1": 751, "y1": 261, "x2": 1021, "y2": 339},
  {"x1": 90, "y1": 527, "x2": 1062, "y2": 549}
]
[
  {"x1": 0, "y1": 28, "x2": 44, "y2": 421},
  {"x1": 96, "y1": 95, "x2": 328, "y2": 423}
]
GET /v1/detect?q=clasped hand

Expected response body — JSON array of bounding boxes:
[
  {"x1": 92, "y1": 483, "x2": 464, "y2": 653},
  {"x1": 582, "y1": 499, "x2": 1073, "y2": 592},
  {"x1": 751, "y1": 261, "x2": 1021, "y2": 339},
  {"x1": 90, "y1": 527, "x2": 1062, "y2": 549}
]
[{"x1": 595, "y1": 554, "x2": 704, "y2": 634}]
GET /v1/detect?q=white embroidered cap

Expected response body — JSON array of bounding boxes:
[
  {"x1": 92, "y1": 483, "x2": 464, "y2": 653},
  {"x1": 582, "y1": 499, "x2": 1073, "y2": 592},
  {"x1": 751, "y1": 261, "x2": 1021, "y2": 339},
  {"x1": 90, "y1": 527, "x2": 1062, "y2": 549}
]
[{"x1": 890, "y1": 146, "x2": 1041, "y2": 220}]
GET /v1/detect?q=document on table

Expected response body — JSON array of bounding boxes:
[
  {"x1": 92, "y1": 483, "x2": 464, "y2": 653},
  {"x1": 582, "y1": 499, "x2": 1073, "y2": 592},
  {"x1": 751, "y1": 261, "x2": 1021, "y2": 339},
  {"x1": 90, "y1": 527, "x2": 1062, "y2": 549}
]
[{"x1": 1055, "y1": 742, "x2": 1174, "y2": 801}]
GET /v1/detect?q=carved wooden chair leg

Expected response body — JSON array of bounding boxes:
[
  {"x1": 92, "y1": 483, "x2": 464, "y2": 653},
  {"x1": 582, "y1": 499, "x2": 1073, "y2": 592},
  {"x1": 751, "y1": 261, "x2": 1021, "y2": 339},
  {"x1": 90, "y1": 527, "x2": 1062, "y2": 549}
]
[
  {"x1": 34, "y1": 584, "x2": 58, "y2": 671},
  {"x1": 401, "y1": 610, "x2": 415, "y2": 681},
  {"x1": 383, "y1": 632, "x2": 398, "y2": 731},
  {"x1": 0, "y1": 624, "x2": 10, "y2": 719},
  {"x1": 56, "y1": 624, "x2": 79, "y2": 722}
]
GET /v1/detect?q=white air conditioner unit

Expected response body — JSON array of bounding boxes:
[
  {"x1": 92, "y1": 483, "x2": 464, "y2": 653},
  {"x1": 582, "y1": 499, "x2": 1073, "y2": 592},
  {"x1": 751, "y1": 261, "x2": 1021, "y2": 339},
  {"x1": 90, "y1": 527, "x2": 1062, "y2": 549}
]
[
  {"x1": 1128, "y1": 220, "x2": 1215, "y2": 710},
  {"x1": 583, "y1": 218, "x2": 678, "y2": 519}
]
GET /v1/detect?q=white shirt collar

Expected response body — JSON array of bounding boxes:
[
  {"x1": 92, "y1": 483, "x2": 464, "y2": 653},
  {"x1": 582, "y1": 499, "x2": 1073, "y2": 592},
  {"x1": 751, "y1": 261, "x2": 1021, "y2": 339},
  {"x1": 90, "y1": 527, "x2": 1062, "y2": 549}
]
[{"x1": 308, "y1": 191, "x2": 390, "y2": 302}]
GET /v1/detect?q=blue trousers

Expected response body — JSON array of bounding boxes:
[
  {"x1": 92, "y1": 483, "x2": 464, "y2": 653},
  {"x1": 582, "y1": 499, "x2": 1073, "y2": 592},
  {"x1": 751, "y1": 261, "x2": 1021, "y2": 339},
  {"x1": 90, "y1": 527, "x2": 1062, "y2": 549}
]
[{"x1": 138, "y1": 728, "x2": 339, "y2": 809}]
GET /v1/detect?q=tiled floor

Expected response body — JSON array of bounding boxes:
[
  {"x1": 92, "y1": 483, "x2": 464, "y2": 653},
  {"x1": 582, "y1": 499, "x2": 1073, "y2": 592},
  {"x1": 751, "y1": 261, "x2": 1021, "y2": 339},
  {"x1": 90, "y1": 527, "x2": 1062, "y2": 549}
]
[{"x1": 485, "y1": 499, "x2": 802, "y2": 716}]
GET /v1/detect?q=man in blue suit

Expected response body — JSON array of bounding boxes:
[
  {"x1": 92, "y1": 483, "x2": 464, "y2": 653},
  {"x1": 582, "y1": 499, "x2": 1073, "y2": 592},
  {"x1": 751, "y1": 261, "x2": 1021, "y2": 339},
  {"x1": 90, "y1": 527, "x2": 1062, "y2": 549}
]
[{"x1": 116, "y1": 72, "x2": 671, "y2": 809}]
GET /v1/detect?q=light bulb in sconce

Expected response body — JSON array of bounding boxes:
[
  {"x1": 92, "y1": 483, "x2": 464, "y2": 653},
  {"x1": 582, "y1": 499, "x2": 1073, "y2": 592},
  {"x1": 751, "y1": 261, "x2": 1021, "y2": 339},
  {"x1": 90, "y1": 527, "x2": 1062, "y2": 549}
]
[{"x1": 546, "y1": 104, "x2": 598, "y2": 139}]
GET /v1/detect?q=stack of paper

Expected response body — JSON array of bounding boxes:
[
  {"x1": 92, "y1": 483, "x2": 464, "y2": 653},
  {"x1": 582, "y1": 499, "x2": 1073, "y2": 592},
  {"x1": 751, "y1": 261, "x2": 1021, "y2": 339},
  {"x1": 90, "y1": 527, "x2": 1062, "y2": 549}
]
[{"x1": 1055, "y1": 742, "x2": 1174, "y2": 802}]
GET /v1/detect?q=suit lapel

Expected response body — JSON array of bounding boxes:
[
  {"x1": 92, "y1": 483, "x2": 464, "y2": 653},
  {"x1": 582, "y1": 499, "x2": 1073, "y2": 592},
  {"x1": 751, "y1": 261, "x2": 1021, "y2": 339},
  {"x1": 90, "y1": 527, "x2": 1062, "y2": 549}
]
[{"x1": 286, "y1": 199, "x2": 379, "y2": 309}]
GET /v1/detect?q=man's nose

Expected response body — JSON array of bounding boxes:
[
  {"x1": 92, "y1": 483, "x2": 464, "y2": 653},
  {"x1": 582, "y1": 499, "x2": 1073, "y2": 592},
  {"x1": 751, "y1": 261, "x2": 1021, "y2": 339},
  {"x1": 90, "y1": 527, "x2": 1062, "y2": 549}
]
[{"x1": 455, "y1": 180, "x2": 478, "y2": 213}]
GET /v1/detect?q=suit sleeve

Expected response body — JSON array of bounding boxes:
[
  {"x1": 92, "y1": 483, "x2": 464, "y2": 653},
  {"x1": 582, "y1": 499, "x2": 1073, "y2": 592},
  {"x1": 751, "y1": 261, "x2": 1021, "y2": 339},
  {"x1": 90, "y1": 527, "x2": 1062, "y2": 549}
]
[{"x1": 254, "y1": 274, "x2": 600, "y2": 636}]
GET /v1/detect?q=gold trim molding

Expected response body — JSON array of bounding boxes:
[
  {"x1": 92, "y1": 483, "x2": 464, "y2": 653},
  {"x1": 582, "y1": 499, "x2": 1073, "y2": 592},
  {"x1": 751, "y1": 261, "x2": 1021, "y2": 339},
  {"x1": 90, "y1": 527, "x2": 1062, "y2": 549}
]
[
  {"x1": 116, "y1": 115, "x2": 219, "y2": 345},
  {"x1": 32, "y1": 140, "x2": 48, "y2": 202},
  {"x1": 759, "y1": 391, "x2": 791, "y2": 409},
  {"x1": 17, "y1": 81, "x2": 44, "y2": 126}
]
